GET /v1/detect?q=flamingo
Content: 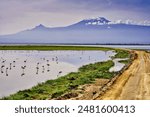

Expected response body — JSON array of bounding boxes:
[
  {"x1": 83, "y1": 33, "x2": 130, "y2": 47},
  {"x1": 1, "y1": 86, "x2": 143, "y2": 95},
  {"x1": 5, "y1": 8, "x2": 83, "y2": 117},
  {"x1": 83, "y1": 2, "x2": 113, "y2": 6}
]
[
  {"x1": 1, "y1": 66, "x2": 4, "y2": 73},
  {"x1": 36, "y1": 62, "x2": 40, "y2": 69},
  {"x1": 42, "y1": 66, "x2": 45, "y2": 73},
  {"x1": 9, "y1": 63, "x2": 12, "y2": 70},
  {"x1": 21, "y1": 73, "x2": 25, "y2": 77},
  {"x1": 6, "y1": 67, "x2": 8, "y2": 76},
  {"x1": 21, "y1": 66, "x2": 25, "y2": 76},
  {"x1": 24, "y1": 60, "x2": 27, "y2": 66},
  {"x1": 13, "y1": 61, "x2": 16, "y2": 67},
  {"x1": 57, "y1": 71, "x2": 62, "y2": 77}
]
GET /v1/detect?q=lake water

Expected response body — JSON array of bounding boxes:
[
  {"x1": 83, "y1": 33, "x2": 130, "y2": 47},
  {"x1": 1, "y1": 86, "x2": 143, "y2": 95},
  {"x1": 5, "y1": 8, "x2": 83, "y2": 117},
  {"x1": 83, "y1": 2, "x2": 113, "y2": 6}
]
[
  {"x1": 109, "y1": 58, "x2": 128, "y2": 72},
  {"x1": 0, "y1": 50, "x2": 122, "y2": 98},
  {"x1": 95, "y1": 45, "x2": 150, "y2": 50}
]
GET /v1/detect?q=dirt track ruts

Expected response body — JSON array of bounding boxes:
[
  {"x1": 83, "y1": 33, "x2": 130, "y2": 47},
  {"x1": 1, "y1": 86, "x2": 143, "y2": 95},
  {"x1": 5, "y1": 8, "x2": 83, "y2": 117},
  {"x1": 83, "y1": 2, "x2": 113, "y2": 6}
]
[{"x1": 96, "y1": 51, "x2": 150, "y2": 100}]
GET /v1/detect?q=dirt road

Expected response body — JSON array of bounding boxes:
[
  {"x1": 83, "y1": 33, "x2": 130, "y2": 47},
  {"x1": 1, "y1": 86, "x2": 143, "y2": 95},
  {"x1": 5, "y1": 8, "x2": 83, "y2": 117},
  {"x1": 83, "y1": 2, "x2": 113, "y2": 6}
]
[{"x1": 96, "y1": 51, "x2": 150, "y2": 100}]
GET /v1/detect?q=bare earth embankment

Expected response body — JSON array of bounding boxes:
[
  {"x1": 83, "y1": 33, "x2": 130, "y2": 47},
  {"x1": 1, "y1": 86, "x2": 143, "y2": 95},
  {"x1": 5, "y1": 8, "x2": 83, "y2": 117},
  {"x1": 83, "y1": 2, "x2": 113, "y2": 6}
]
[{"x1": 96, "y1": 51, "x2": 150, "y2": 100}]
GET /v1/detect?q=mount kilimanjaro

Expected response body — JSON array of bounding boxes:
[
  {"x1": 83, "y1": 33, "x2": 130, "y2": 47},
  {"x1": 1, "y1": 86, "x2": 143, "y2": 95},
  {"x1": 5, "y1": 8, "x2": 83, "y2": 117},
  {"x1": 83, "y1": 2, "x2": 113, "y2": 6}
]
[{"x1": 0, "y1": 17, "x2": 150, "y2": 44}]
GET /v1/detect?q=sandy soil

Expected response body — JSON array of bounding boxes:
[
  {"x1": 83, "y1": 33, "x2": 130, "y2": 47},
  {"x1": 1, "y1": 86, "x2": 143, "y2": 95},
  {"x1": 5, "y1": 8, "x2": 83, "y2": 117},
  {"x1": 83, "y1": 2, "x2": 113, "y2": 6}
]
[
  {"x1": 96, "y1": 51, "x2": 150, "y2": 100},
  {"x1": 55, "y1": 79, "x2": 110, "y2": 100},
  {"x1": 74, "y1": 79, "x2": 110, "y2": 100}
]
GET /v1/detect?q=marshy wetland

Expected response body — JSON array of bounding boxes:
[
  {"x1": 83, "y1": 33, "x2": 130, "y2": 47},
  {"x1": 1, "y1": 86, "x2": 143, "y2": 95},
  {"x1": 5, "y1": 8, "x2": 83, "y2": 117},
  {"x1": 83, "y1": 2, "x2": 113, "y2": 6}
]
[{"x1": 0, "y1": 46, "x2": 131, "y2": 99}]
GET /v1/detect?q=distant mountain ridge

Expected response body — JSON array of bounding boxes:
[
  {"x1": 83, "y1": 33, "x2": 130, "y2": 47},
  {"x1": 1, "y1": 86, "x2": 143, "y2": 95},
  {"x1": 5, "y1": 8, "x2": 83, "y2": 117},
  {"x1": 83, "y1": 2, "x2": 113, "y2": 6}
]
[{"x1": 0, "y1": 17, "x2": 150, "y2": 44}]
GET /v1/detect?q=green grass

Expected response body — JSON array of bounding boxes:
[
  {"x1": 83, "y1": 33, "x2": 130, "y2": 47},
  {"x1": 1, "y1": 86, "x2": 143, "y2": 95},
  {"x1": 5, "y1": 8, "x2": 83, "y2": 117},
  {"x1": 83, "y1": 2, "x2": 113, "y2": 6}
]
[
  {"x1": 0, "y1": 45, "x2": 131, "y2": 100},
  {"x1": 0, "y1": 45, "x2": 111, "y2": 51},
  {"x1": 113, "y1": 50, "x2": 130, "y2": 58},
  {"x1": 118, "y1": 60, "x2": 130, "y2": 64}
]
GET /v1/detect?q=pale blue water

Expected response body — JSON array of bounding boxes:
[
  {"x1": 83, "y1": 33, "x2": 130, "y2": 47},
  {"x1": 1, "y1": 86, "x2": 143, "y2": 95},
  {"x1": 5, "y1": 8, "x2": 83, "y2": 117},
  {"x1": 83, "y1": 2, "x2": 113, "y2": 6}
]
[{"x1": 0, "y1": 50, "x2": 116, "y2": 97}]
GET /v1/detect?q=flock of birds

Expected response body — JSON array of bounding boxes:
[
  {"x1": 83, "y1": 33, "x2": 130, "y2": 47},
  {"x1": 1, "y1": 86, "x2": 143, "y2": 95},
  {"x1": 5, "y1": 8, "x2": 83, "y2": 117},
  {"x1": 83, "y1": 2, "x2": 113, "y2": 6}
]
[
  {"x1": 0, "y1": 50, "x2": 117, "y2": 99},
  {"x1": 0, "y1": 56, "x2": 62, "y2": 77},
  {"x1": 0, "y1": 59, "x2": 15, "y2": 76},
  {"x1": 34, "y1": 57, "x2": 62, "y2": 77},
  {"x1": 0, "y1": 50, "x2": 107, "y2": 78}
]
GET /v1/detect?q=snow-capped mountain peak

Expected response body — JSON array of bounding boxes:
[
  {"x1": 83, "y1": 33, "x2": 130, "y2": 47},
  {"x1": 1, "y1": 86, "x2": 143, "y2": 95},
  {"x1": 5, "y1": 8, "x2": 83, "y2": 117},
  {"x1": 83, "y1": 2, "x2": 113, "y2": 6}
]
[{"x1": 84, "y1": 17, "x2": 111, "y2": 25}]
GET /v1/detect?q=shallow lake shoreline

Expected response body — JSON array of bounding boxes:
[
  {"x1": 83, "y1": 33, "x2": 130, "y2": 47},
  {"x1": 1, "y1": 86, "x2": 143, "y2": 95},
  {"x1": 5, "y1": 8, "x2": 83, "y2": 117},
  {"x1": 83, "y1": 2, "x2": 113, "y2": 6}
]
[{"x1": 0, "y1": 46, "x2": 132, "y2": 100}]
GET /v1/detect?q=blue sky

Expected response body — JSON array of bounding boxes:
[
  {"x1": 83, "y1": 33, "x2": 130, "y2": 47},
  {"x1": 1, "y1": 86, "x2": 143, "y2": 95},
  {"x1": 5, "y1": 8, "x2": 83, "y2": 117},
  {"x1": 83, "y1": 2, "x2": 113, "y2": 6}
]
[{"x1": 0, "y1": 0, "x2": 150, "y2": 35}]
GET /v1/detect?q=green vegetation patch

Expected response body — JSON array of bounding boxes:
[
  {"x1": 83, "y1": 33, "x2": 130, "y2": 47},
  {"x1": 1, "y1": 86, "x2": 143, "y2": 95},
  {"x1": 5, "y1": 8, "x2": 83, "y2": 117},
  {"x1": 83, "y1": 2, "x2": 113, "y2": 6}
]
[
  {"x1": 0, "y1": 45, "x2": 111, "y2": 51},
  {"x1": 118, "y1": 59, "x2": 130, "y2": 64},
  {"x1": 113, "y1": 50, "x2": 130, "y2": 58},
  {"x1": 2, "y1": 60, "x2": 116, "y2": 100}
]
